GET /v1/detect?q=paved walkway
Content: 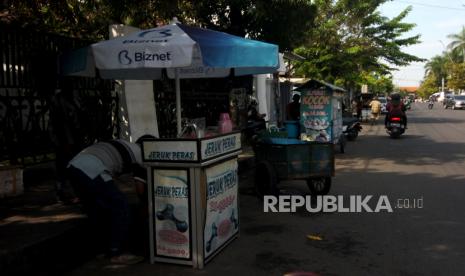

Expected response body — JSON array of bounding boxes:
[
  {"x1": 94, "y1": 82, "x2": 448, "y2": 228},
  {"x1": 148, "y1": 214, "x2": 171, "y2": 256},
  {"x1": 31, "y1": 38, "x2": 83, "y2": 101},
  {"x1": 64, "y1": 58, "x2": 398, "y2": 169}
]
[
  {"x1": 0, "y1": 163, "x2": 90, "y2": 276},
  {"x1": 0, "y1": 147, "x2": 257, "y2": 276}
]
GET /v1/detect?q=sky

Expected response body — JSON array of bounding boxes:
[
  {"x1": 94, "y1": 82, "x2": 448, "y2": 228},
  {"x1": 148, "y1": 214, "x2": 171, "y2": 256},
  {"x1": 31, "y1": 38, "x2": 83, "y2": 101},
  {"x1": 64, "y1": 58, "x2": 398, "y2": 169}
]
[{"x1": 379, "y1": 0, "x2": 465, "y2": 87}]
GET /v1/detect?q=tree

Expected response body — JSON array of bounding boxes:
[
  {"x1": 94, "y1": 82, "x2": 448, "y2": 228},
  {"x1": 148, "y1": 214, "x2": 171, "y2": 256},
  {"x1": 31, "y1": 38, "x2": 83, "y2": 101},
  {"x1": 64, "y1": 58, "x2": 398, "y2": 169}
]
[
  {"x1": 424, "y1": 55, "x2": 448, "y2": 88},
  {"x1": 418, "y1": 74, "x2": 439, "y2": 99},
  {"x1": 1, "y1": 1, "x2": 186, "y2": 40},
  {"x1": 447, "y1": 63, "x2": 465, "y2": 91},
  {"x1": 180, "y1": 0, "x2": 317, "y2": 50},
  {"x1": 1, "y1": 0, "x2": 317, "y2": 49},
  {"x1": 447, "y1": 26, "x2": 465, "y2": 63},
  {"x1": 359, "y1": 71, "x2": 394, "y2": 95},
  {"x1": 292, "y1": 0, "x2": 423, "y2": 90}
]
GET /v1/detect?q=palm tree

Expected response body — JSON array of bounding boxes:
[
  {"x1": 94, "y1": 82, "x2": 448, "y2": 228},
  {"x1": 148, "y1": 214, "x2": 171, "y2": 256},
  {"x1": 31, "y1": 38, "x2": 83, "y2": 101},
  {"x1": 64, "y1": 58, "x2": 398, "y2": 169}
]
[
  {"x1": 447, "y1": 26, "x2": 465, "y2": 62},
  {"x1": 424, "y1": 55, "x2": 448, "y2": 87}
]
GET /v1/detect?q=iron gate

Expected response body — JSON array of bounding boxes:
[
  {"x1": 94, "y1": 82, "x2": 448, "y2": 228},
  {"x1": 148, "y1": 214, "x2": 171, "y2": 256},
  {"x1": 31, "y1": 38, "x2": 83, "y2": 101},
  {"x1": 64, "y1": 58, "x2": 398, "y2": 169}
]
[{"x1": 0, "y1": 24, "x2": 118, "y2": 166}]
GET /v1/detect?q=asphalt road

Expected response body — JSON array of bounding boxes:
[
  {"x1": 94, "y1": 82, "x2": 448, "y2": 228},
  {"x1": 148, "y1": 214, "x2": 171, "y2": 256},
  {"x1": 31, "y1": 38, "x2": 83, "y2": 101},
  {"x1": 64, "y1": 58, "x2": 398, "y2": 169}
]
[{"x1": 66, "y1": 102, "x2": 465, "y2": 276}]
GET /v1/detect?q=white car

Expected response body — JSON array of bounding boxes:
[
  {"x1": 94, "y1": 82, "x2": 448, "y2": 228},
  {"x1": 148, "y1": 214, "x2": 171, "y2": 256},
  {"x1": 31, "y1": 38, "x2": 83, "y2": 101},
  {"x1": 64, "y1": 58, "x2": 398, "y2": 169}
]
[
  {"x1": 437, "y1": 91, "x2": 453, "y2": 103},
  {"x1": 378, "y1": 97, "x2": 388, "y2": 114}
]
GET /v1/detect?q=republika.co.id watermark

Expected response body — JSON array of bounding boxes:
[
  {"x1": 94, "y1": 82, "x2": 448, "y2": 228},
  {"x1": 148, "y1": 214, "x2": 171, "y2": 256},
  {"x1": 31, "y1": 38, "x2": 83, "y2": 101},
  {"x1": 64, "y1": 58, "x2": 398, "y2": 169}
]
[{"x1": 263, "y1": 195, "x2": 423, "y2": 213}]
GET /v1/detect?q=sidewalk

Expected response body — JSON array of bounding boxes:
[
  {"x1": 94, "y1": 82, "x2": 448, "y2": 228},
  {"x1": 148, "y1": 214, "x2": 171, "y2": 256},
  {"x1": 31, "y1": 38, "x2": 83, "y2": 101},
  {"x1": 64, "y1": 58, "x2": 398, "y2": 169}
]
[
  {"x1": 0, "y1": 163, "x2": 93, "y2": 276},
  {"x1": 0, "y1": 147, "x2": 257, "y2": 276}
]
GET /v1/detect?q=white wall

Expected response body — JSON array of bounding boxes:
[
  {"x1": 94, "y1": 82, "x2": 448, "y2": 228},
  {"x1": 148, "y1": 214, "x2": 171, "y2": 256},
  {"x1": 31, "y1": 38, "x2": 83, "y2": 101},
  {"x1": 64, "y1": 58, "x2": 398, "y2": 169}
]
[
  {"x1": 256, "y1": 74, "x2": 268, "y2": 121},
  {"x1": 255, "y1": 74, "x2": 279, "y2": 126}
]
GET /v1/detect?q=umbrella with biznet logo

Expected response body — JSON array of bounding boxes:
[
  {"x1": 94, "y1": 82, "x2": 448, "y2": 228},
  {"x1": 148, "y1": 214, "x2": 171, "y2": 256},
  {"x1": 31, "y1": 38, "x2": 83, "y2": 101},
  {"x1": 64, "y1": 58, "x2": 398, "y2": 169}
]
[{"x1": 61, "y1": 21, "x2": 279, "y2": 134}]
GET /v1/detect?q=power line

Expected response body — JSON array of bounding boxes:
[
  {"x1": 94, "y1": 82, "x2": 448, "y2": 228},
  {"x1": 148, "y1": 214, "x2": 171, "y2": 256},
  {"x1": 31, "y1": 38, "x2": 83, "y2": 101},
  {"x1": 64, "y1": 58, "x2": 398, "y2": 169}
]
[{"x1": 394, "y1": 0, "x2": 465, "y2": 11}]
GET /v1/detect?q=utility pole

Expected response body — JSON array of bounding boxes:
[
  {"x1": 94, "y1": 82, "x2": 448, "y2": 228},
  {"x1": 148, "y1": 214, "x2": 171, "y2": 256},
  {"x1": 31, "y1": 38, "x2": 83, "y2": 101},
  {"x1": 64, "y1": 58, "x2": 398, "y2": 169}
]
[
  {"x1": 438, "y1": 40, "x2": 453, "y2": 62},
  {"x1": 442, "y1": 77, "x2": 445, "y2": 92}
]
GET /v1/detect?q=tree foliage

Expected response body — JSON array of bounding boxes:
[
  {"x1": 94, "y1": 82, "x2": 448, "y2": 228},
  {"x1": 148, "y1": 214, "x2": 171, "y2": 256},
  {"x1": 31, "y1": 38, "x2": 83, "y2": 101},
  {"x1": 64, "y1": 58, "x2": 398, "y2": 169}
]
[
  {"x1": 1, "y1": 0, "x2": 316, "y2": 49},
  {"x1": 293, "y1": 0, "x2": 423, "y2": 90},
  {"x1": 420, "y1": 26, "x2": 465, "y2": 94},
  {"x1": 424, "y1": 55, "x2": 448, "y2": 87},
  {"x1": 1, "y1": 1, "x2": 187, "y2": 40},
  {"x1": 417, "y1": 74, "x2": 438, "y2": 99},
  {"x1": 152, "y1": 0, "x2": 317, "y2": 50},
  {"x1": 447, "y1": 26, "x2": 465, "y2": 63},
  {"x1": 447, "y1": 63, "x2": 465, "y2": 90},
  {"x1": 2, "y1": 0, "x2": 427, "y2": 93},
  {"x1": 359, "y1": 71, "x2": 394, "y2": 95}
]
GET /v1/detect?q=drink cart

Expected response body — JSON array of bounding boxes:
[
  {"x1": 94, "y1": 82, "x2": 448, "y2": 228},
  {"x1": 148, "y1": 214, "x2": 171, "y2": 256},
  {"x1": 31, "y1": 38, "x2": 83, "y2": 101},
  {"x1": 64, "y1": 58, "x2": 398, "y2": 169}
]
[
  {"x1": 253, "y1": 137, "x2": 334, "y2": 196},
  {"x1": 252, "y1": 79, "x2": 345, "y2": 196},
  {"x1": 295, "y1": 79, "x2": 347, "y2": 153},
  {"x1": 141, "y1": 131, "x2": 241, "y2": 269},
  {"x1": 360, "y1": 93, "x2": 374, "y2": 122}
]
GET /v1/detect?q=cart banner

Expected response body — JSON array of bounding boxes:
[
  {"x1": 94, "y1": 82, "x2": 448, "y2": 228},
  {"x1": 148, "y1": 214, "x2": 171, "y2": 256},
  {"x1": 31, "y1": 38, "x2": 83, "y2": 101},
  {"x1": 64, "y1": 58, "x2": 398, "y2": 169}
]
[
  {"x1": 153, "y1": 169, "x2": 190, "y2": 259},
  {"x1": 204, "y1": 159, "x2": 239, "y2": 259},
  {"x1": 300, "y1": 89, "x2": 333, "y2": 142},
  {"x1": 201, "y1": 133, "x2": 241, "y2": 160},
  {"x1": 143, "y1": 140, "x2": 198, "y2": 162}
]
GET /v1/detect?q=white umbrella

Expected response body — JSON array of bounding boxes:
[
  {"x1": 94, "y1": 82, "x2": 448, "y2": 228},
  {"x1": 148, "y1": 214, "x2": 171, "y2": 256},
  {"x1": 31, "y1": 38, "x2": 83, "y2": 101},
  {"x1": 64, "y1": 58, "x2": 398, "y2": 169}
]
[{"x1": 61, "y1": 22, "x2": 279, "y2": 134}]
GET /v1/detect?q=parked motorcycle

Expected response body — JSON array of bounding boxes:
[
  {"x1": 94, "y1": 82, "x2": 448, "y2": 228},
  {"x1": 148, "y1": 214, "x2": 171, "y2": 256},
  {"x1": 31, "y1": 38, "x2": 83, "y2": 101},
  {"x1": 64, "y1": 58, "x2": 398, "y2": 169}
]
[
  {"x1": 243, "y1": 101, "x2": 267, "y2": 141},
  {"x1": 386, "y1": 116, "x2": 406, "y2": 138},
  {"x1": 342, "y1": 117, "x2": 362, "y2": 141}
]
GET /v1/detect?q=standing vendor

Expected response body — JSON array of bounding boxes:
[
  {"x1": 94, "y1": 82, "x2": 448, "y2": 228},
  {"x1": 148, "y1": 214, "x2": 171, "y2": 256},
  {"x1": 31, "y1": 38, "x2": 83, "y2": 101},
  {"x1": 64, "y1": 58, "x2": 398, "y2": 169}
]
[{"x1": 287, "y1": 94, "x2": 301, "y2": 120}]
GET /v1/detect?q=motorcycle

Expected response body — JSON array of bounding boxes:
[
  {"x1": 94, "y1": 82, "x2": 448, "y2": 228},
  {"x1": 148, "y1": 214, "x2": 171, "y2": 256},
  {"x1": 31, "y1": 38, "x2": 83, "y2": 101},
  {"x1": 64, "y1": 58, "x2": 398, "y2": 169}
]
[
  {"x1": 404, "y1": 99, "x2": 412, "y2": 110},
  {"x1": 342, "y1": 117, "x2": 362, "y2": 141},
  {"x1": 386, "y1": 116, "x2": 406, "y2": 138},
  {"x1": 243, "y1": 105, "x2": 267, "y2": 142}
]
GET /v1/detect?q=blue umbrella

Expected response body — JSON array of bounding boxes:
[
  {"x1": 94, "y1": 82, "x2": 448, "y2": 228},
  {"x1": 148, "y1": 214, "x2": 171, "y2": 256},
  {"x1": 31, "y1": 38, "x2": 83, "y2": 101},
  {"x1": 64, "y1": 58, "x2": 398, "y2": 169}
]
[{"x1": 61, "y1": 22, "x2": 279, "y2": 134}]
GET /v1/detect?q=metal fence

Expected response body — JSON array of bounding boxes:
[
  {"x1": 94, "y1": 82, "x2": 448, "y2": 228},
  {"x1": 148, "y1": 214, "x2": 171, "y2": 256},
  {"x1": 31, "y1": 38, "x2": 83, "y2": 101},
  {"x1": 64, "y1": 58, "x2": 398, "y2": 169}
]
[{"x1": 0, "y1": 24, "x2": 118, "y2": 166}]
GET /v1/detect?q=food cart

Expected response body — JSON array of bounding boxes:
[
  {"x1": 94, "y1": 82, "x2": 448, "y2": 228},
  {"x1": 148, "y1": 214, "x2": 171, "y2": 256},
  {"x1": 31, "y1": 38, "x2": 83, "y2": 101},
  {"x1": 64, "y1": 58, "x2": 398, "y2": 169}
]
[
  {"x1": 296, "y1": 79, "x2": 347, "y2": 153},
  {"x1": 360, "y1": 93, "x2": 374, "y2": 122},
  {"x1": 253, "y1": 79, "x2": 345, "y2": 196},
  {"x1": 142, "y1": 131, "x2": 241, "y2": 268},
  {"x1": 60, "y1": 21, "x2": 280, "y2": 269},
  {"x1": 253, "y1": 138, "x2": 334, "y2": 196}
]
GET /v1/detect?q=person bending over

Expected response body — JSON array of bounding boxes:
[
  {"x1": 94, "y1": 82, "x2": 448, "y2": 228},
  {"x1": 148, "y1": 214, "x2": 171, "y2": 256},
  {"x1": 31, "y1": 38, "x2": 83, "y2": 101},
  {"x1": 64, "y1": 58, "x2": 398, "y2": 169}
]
[{"x1": 67, "y1": 137, "x2": 150, "y2": 265}]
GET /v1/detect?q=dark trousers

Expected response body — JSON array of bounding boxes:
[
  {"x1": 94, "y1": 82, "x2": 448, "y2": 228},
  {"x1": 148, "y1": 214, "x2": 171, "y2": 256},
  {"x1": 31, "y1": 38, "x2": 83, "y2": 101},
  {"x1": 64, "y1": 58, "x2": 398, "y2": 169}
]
[{"x1": 68, "y1": 166, "x2": 129, "y2": 256}]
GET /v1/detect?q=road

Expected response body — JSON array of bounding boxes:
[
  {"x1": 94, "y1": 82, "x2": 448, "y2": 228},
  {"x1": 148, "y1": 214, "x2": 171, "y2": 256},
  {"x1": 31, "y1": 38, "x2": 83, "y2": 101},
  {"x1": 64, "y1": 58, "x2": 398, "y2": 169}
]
[{"x1": 66, "y1": 102, "x2": 465, "y2": 276}]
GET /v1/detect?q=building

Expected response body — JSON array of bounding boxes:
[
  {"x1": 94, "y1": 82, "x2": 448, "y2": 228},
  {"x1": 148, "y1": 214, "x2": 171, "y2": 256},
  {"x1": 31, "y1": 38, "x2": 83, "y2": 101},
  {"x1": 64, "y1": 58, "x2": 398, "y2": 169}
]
[{"x1": 399, "y1": 86, "x2": 419, "y2": 98}]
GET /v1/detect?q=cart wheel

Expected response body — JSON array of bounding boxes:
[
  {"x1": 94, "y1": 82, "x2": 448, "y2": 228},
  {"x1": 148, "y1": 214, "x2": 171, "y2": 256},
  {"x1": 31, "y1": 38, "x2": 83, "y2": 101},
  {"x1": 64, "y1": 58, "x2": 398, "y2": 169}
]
[
  {"x1": 347, "y1": 130, "x2": 358, "y2": 141},
  {"x1": 307, "y1": 177, "x2": 331, "y2": 195},
  {"x1": 255, "y1": 161, "x2": 278, "y2": 197}
]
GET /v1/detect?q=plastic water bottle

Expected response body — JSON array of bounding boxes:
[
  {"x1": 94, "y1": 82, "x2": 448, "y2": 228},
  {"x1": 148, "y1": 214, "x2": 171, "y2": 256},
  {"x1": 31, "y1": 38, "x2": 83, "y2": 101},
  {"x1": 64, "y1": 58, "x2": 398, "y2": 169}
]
[{"x1": 218, "y1": 113, "x2": 233, "y2": 133}]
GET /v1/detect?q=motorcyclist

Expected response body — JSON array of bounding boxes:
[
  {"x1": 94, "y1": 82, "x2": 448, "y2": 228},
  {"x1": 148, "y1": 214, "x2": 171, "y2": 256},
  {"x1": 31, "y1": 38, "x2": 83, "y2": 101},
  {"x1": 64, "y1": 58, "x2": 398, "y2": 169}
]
[
  {"x1": 428, "y1": 97, "x2": 434, "y2": 109},
  {"x1": 385, "y1": 94, "x2": 407, "y2": 128},
  {"x1": 245, "y1": 99, "x2": 266, "y2": 139},
  {"x1": 248, "y1": 99, "x2": 265, "y2": 122}
]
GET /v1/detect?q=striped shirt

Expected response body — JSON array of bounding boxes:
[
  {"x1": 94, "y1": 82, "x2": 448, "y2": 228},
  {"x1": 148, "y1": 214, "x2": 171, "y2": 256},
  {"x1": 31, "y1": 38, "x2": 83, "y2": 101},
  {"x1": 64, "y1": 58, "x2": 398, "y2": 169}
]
[{"x1": 68, "y1": 140, "x2": 143, "y2": 181}]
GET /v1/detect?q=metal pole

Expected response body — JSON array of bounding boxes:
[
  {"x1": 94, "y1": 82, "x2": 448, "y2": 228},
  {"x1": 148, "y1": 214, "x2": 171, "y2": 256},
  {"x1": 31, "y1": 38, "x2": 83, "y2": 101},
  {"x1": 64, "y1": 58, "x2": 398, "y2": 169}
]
[
  {"x1": 175, "y1": 68, "x2": 182, "y2": 135},
  {"x1": 439, "y1": 40, "x2": 454, "y2": 63},
  {"x1": 442, "y1": 77, "x2": 444, "y2": 92}
]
